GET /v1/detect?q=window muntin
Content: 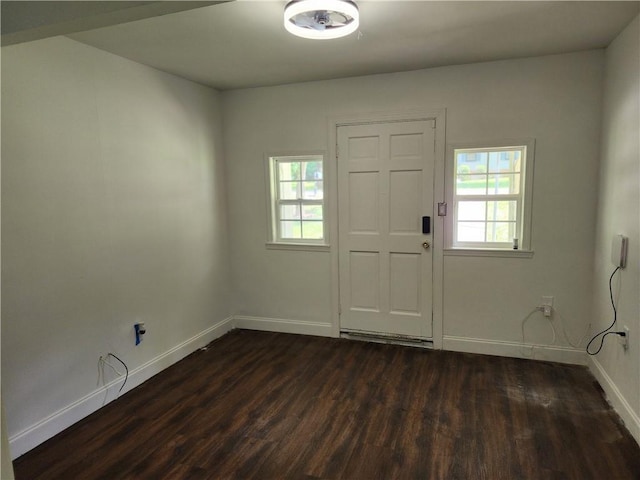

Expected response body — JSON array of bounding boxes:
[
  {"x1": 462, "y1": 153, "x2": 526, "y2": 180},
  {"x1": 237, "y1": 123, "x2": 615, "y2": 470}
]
[
  {"x1": 452, "y1": 146, "x2": 527, "y2": 248},
  {"x1": 269, "y1": 155, "x2": 325, "y2": 243}
]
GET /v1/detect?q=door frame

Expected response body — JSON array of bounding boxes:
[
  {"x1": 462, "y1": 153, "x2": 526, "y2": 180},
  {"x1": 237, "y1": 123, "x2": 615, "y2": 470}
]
[{"x1": 328, "y1": 109, "x2": 447, "y2": 349}]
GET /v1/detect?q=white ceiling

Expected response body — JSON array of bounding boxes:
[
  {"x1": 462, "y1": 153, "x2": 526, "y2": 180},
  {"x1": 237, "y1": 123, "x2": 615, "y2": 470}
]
[
  {"x1": 67, "y1": 1, "x2": 639, "y2": 90},
  {"x1": 1, "y1": 1, "x2": 227, "y2": 46}
]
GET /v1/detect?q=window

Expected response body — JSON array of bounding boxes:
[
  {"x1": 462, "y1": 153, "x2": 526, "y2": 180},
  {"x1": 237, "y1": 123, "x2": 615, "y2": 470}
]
[
  {"x1": 267, "y1": 154, "x2": 326, "y2": 246},
  {"x1": 447, "y1": 141, "x2": 534, "y2": 251}
]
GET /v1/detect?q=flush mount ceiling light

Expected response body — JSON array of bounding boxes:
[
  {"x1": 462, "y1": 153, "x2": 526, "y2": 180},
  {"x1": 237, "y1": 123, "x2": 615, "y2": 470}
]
[{"x1": 284, "y1": 0, "x2": 359, "y2": 40}]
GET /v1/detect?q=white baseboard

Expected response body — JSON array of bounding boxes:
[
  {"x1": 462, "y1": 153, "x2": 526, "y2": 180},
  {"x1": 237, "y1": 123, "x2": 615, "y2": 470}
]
[
  {"x1": 233, "y1": 315, "x2": 333, "y2": 337},
  {"x1": 589, "y1": 357, "x2": 640, "y2": 446},
  {"x1": 9, "y1": 316, "x2": 234, "y2": 459},
  {"x1": 443, "y1": 335, "x2": 587, "y2": 365}
]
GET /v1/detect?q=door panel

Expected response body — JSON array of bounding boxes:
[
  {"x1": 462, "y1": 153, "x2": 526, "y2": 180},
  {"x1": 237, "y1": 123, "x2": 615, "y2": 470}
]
[
  {"x1": 348, "y1": 135, "x2": 380, "y2": 161},
  {"x1": 389, "y1": 170, "x2": 422, "y2": 233},
  {"x1": 349, "y1": 252, "x2": 380, "y2": 311},
  {"x1": 348, "y1": 172, "x2": 379, "y2": 233},
  {"x1": 389, "y1": 253, "x2": 421, "y2": 315},
  {"x1": 338, "y1": 120, "x2": 435, "y2": 339}
]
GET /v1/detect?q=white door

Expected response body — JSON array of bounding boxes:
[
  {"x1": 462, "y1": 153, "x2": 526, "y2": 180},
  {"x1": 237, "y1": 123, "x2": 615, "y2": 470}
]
[{"x1": 338, "y1": 120, "x2": 435, "y2": 339}]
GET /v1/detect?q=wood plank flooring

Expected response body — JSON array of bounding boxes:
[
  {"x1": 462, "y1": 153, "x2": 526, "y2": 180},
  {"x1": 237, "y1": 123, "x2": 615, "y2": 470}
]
[{"x1": 13, "y1": 330, "x2": 640, "y2": 479}]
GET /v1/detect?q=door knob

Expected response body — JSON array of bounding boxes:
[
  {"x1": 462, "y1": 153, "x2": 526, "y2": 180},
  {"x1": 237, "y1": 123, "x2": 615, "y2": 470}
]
[{"x1": 422, "y1": 241, "x2": 430, "y2": 250}]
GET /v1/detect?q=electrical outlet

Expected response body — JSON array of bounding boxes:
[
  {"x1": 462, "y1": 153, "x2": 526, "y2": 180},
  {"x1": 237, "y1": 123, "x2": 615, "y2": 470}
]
[
  {"x1": 135, "y1": 322, "x2": 146, "y2": 345},
  {"x1": 541, "y1": 296, "x2": 553, "y2": 317},
  {"x1": 620, "y1": 325, "x2": 629, "y2": 350}
]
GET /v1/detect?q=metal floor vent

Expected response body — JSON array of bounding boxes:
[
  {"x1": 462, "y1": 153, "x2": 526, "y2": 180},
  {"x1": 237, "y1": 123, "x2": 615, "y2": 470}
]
[{"x1": 341, "y1": 331, "x2": 433, "y2": 349}]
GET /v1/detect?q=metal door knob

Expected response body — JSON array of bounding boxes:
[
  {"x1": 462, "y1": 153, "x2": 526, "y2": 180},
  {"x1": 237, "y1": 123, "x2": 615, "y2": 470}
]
[{"x1": 422, "y1": 241, "x2": 430, "y2": 250}]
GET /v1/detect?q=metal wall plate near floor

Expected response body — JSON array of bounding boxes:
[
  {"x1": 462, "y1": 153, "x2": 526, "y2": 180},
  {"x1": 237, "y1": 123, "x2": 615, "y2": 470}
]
[{"x1": 340, "y1": 330, "x2": 433, "y2": 349}]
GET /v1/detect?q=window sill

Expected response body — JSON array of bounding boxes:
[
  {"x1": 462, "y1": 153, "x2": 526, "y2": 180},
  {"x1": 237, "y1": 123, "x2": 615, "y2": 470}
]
[
  {"x1": 444, "y1": 248, "x2": 534, "y2": 258},
  {"x1": 266, "y1": 242, "x2": 330, "y2": 252}
]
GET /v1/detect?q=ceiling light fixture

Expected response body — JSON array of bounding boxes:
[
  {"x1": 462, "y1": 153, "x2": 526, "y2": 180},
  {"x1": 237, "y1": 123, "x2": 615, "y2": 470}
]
[{"x1": 284, "y1": 0, "x2": 359, "y2": 40}]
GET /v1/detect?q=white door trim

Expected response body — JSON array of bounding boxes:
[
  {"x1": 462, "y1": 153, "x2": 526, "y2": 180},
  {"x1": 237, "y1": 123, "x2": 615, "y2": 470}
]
[{"x1": 327, "y1": 109, "x2": 446, "y2": 349}]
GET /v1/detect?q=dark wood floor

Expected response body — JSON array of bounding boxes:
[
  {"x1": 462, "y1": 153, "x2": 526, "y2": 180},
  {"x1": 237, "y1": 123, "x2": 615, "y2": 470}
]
[{"x1": 13, "y1": 330, "x2": 640, "y2": 479}]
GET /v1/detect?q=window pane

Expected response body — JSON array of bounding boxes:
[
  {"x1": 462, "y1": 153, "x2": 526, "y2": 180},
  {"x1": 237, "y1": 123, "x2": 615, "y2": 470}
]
[
  {"x1": 279, "y1": 181, "x2": 300, "y2": 200},
  {"x1": 456, "y1": 174, "x2": 487, "y2": 195},
  {"x1": 302, "y1": 161, "x2": 323, "y2": 181},
  {"x1": 280, "y1": 204, "x2": 301, "y2": 221},
  {"x1": 302, "y1": 204, "x2": 323, "y2": 221},
  {"x1": 280, "y1": 221, "x2": 301, "y2": 239},
  {"x1": 489, "y1": 150, "x2": 522, "y2": 173},
  {"x1": 456, "y1": 152, "x2": 468, "y2": 172},
  {"x1": 487, "y1": 174, "x2": 520, "y2": 194},
  {"x1": 302, "y1": 221, "x2": 323, "y2": 239},
  {"x1": 456, "y1": 152, "x2": 487, "y2": 175},
  {"x1": 487, "y1": 201, "x2": 517, "y2": 221},
  {"x1": 302, "y1": 181, "x2": 323, "y2": 200},
  {"x1": 457, "y1": 222, "x2": 485, "y2": 242},
  {"x1": 486, "y1": 222, "x2": 516, "y2": 242},
  {"x1": 513, "y1": 151, "x2": 522, "y2": 171},
  {"x1": 279, "y1": 162, "x2": 300, "y2": 181},
  {"x1": 458, "y1": 201, "x2": 486, "y2": 221}
]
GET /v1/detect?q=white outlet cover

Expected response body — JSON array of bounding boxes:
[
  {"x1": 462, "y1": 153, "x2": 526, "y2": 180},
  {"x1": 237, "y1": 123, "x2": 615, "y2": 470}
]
[{"x1": 621, "y1": 325, "x2": 630, "y2": 349}]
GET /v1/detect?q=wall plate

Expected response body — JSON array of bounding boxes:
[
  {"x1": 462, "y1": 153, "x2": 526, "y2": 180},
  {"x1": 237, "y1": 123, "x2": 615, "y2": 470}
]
[{"x1": 611, "y1": 234, "x2": 628, "y2": 268}]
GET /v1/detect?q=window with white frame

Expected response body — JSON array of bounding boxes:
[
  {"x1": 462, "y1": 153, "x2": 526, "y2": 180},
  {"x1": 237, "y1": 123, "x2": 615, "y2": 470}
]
[
  {"x1": 448, "y1": 141, "x2": 534, "y2": 250},
  {"x1": 267, "y1": 154, "x2": 325, "y2": 244}
]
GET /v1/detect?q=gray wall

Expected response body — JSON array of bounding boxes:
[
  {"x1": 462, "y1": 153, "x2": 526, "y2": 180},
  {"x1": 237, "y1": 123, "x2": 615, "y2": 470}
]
[
  {"x1": 590, "y1": 15, "x2": 640, "y2": 442},
  {"x1": 1, "y1": 36, "x2": 232, "y2": 456}
]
